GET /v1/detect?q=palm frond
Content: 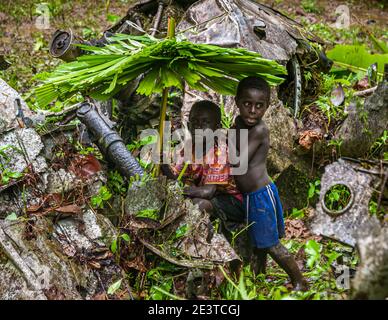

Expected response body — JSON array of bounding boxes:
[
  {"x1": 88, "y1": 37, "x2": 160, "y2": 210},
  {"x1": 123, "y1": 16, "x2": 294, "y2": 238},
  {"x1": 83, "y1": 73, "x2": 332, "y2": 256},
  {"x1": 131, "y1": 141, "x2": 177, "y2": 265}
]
[{"x1": 33, "y1": 33, "x2": 287, "y2": 109}]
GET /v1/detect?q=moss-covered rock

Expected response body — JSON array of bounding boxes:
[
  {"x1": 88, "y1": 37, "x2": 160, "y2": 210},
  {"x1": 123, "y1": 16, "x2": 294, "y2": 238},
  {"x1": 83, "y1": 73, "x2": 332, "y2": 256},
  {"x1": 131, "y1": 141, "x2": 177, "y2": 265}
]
[
  {"x1": 275, "y1": 165, "x2": 312, "y2": 213},
  {"x1": 335, "y1": 82, "x2": 388, "y2": 158}
]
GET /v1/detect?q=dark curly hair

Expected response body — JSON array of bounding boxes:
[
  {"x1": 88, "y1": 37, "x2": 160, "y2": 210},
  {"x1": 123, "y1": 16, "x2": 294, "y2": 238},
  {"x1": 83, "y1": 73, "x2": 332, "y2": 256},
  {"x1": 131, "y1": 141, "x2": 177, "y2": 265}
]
[
  {"x1": 236, "y1": 76, "x2": 270, "y2": 103},
  {"x1": 190, "y1": 100, "x2": 221, "y2": 124}
]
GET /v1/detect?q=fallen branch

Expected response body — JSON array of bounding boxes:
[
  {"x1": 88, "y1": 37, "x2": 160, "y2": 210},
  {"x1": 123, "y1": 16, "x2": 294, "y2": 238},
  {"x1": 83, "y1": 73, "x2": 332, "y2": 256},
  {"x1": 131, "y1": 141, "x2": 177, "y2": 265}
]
[
  {"x1": 353, "y1": 86, "x2": 378, "y2": 96},
  {"x1": 138, "y1": 237, "x2": 213, "y2": 269},
  {"x1": 0, "y1": 222, "x2": 47, "y2": 298},
  {"x1": 376, "y1": 169, "x2": 388, "y2": 215}
]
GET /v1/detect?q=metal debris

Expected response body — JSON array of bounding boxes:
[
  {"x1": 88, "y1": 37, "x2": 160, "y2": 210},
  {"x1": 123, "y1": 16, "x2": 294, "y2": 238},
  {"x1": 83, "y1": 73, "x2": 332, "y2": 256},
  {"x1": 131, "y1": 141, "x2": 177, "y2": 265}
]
[
  {"x1": 308, "y1": 158, "x2": 382, "y2": 246},
  {"x1": 177, "y1": 0, "x2": 329, "y2": 118},
  {"x1": 76, "y1": 102, "x2": 144, "y2": 179}
]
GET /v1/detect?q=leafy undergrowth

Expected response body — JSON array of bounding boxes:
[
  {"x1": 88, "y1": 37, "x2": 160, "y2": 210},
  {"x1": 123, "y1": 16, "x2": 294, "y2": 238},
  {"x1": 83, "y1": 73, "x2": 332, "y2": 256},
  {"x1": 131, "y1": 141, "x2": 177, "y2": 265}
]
[
  {"x1": 269, "y1": 0, "x2": 387, "y2": 48},
  {"x1": 112, "y1": 232, "x2": 356, "y2": 300},
  {"x1": 214, "y1": 239, "x2": 354, "y2": 300}
]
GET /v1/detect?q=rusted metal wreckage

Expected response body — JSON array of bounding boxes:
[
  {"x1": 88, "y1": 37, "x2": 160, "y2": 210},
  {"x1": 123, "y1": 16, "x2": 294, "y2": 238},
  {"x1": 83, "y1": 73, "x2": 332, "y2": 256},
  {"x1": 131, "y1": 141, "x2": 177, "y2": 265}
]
[
  {"x1": 1, "y1": 0, "x2": 387, "y2": 299},
  {"x1": 308, "y1": 157, "x2": 388, "y2": 299},
  {"x1": 45, "y1": 1, "x2": 387, "y2": 298},
  {"x1": 309, "y1": 158, "x2": 387, "y2": 247}
]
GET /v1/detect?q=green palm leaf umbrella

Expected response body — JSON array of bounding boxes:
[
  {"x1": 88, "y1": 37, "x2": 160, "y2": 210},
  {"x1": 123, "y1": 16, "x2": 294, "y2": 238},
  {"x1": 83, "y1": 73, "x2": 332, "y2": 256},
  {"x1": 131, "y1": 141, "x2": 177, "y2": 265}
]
[{"x1": 33, "y1": 18, "x2": 287, "y2": 173}]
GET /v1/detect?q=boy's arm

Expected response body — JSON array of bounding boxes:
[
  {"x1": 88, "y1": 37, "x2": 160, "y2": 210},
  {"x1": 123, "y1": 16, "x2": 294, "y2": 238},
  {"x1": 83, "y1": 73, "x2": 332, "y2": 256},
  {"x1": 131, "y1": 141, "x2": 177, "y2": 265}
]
[{"x1": 183, "y1": 184, "x2": 217, "y2": 199}]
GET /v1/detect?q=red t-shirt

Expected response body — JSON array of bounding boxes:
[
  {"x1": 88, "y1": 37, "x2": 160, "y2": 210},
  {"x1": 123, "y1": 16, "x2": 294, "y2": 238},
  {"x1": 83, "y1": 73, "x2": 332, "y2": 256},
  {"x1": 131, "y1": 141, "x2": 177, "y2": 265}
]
[{"x1": 170, "y1": 143, "x2": 242, "y2": 201}]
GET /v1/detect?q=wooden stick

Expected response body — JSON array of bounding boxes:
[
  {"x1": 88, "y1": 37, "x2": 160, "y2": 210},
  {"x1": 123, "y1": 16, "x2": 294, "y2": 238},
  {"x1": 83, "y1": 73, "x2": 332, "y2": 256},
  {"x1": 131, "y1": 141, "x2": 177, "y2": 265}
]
[
  {"x1": 353, "y1": 86, "x2": 378, "y2": 97},
  {"x1": 138, "y1": 236, "x2": 213, "y2": 269},
  {"x1": 151, "y1": 1, "x2": 165, "y2": 37},
  {"x1": 376, "y1": 170, "x2": 387, "y2": 215},
  {"x1": 154, "y1": 17, "x2": 176, "y2": 176}
]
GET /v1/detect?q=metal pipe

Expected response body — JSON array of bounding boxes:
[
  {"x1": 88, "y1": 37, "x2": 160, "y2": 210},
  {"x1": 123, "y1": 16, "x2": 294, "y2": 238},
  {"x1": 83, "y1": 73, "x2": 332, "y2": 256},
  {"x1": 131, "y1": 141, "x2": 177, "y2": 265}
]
[
  {"x1": 49, "y1": 29, "x2": 84, "y2": 62},
  {"x1": 49, "y1": 30, "x2": 113, "y2": 62},
  {"x1": 76, "y1": 102, "x2": 144, "y2": 178}
]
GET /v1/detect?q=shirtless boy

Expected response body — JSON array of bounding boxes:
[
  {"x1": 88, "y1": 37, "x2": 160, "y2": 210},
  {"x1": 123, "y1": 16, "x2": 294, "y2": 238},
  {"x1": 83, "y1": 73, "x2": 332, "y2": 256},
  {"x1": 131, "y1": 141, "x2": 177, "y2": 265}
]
[{"x1": 233, "y1": 76, "x2": 308, "y2": 291}]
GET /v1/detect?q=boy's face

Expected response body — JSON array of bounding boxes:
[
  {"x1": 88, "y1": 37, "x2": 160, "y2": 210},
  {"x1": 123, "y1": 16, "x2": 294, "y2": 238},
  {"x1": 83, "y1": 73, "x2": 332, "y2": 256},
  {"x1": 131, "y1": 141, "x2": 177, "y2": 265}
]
[
  {"x1": 235, "y1": 88, "x2": 269, "y2": 127},
  {"x1": 188, "y1": 108, "x2": 219, "y2": 142}
]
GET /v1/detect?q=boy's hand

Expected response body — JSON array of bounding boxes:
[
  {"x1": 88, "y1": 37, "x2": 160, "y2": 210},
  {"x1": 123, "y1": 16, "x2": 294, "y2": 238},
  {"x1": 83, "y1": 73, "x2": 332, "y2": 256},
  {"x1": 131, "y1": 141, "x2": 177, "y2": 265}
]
[
  {"x1": 183, "y1": 185, "x2": 217, "y2": 199},
  {"x1": 161, "y1": 164, "x2": 178, "y2": 180}
]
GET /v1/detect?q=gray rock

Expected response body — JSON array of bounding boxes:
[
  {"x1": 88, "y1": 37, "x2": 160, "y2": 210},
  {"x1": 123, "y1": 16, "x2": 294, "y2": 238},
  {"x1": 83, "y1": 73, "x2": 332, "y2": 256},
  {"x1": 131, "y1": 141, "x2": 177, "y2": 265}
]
[
  {"x1": 0, "y1": 186, "x2": 43, "y2": 219},
  {"x1": 335, "y1": 82, "x2": 388, "y2": 157},
  {"x1": 125, "y1": 179, "x2": 239, "y2": 267},
  {"x1": 44, "y1": 168, "x2": 78, "y2": 194},
  {"x1": 352, "y1": 226, "x2": 388, "y2": 300},
  {"x1": 275, "y1": 165, "x2": 312, "y2": 213},
  {"x1": 0, "y1": 192, "x2": 20, "y2": 219},
  {"x1": 0, "y1": 128, "x2": 47, "y2": 175},
  {"x1": 41, "y1": 133, "x2": 71, "y2": 161},
  {"x1": 263, "y1": 99, "x2": 307, "y2": 175},
  {"x1": 0, "y1": 167, "x2": 105, "y2": 219},
  {"x1": 53, "y1": 209, "x2": 116, "y2": 251},
  {"x1": 124, "y1": 176, "x2": 166, "y2": 217},
  {"x1": 0, "y1": 78, "x2": 35, "y2": 134},
  {"x1": 175, "y1": 199, "x2": 240, "y2": 264}
]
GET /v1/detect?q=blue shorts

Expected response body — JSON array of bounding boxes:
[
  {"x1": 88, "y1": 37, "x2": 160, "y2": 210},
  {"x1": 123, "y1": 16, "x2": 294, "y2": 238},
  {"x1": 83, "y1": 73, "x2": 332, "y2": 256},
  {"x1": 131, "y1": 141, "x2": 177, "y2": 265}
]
[{"x1": 243, "y1": 183, "x2": 285, "y2": 249}]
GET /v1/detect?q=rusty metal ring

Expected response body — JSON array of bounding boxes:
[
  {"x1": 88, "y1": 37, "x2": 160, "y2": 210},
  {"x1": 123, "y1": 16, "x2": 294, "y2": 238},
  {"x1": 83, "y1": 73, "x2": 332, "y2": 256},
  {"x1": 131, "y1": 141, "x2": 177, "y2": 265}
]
[
  {"x1": 49, "y1": 29, "x2": 73, "y2": 57},
  {"x1": 321, "y1": 183, "x2": 354, "y2": 217}
]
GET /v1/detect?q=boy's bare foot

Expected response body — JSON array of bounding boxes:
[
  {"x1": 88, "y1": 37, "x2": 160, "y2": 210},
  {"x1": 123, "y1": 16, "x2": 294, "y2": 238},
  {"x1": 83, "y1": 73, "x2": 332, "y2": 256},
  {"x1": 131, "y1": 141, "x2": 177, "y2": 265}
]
[
  {"x1": 292, "y1": 279, "x2": 309, "y2": 292},
  {"x1": 268, "y1": 243, "x2": 309, "y2": 292}
]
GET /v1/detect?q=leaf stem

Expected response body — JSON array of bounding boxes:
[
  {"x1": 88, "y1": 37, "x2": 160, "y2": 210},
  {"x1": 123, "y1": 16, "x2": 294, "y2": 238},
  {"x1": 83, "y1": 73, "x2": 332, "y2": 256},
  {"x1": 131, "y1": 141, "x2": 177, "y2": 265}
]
[
  {"x1": 155, "y1": 17, "x2": 176, "y2": 176},
  {"x1": 177, "y1": 162, "x2": 189, "y2": 182}
]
